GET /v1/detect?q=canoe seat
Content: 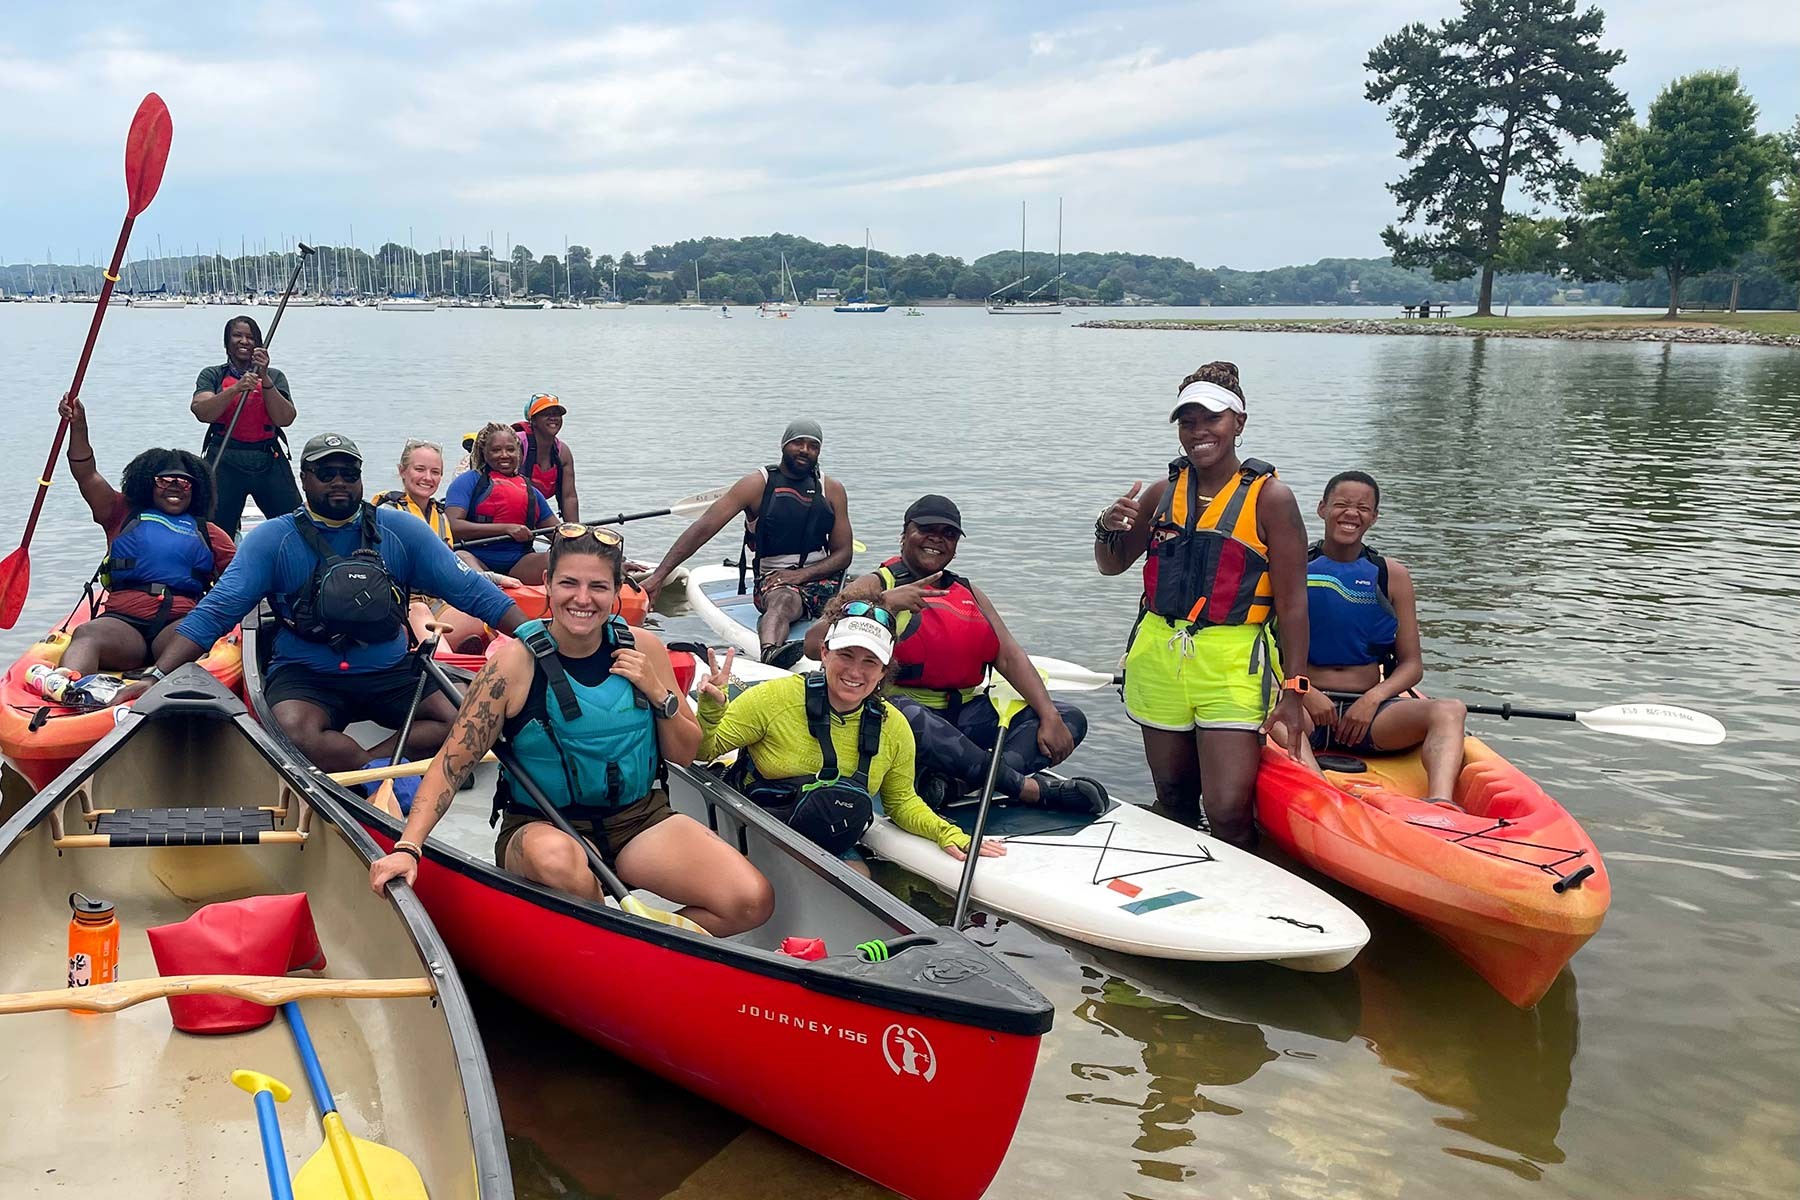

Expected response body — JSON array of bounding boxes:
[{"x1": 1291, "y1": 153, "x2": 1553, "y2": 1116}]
[{"x1": 57, "y1": 807, "x2": 305, "y2": 849}]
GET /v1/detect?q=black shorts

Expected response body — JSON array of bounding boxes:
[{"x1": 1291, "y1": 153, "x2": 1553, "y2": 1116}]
[{"x1": 263, "y1": 661, "x2": 423, "y2": 731}]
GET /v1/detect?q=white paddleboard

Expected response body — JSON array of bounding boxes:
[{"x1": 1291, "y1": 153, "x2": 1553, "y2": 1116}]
[{"x1": 693, "y1": 650, "x2": 1369, "y2": 971}]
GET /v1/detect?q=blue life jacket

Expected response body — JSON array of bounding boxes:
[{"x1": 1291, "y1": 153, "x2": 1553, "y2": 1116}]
[
  {"x1": 102, "y1": 510, "x2": 215, "y2": 597},
  {"x1": 495, "y1": 617, "x2": 659, "y2": 821},
  {"x1": 1306, "y1": 543, "x2": 1397, "y2": 670}
]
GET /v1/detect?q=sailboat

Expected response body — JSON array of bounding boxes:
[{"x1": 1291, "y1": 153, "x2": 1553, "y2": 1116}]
[
  {"x1": 552, "y1": 238, "x2": 582, "y2": 309},
  {"x1": 595, "y1": 262, "x2": 627, "y2": 309},
  {"x1": 987, "y1": 200, "x2": 1064, "y2": 315},
  {"x1": 767, "y1": 251, "x2": 799, "y2": 313},
  {"x1": 678, "y1": 261, "x2": 709, "y2": 311},
  {"x1": 834, "y1": 229, "x2": 888, "y2": 313}
]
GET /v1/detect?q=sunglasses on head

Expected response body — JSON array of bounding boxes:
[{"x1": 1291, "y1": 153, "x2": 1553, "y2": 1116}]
[
  {"x1": 306, "y1": 463, "x2": 361, "y2": 482},
  {"x1": 553, "y1": 523, "x2": 623, "y2": 549},
  {"x1": 841, "y1": 601, "x2": 895, "y2": 629},
  {"x1": 154, "y1": 473, "x2": 194, "y2": 491}
]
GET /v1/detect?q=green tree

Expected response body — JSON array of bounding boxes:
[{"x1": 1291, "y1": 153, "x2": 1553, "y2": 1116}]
[
  {"x1": 1584, "y1": 71, "x2": 1782, "y2": 316},
  {"x1": 1096, "y1": 276, "x2": 1125, "y2": 304},
  {"x1": 730, "y1": 273, "x2": 765, "y2": 304},
  {"x1": 1366, "y1": 0, "x2": 1628, "y2": 315},
  {"x1": 1766, "y1": 117, "x2": 1800, "y2": 307}
]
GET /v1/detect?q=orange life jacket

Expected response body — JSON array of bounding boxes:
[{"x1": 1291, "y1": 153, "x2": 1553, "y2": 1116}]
[{"x1": 1142, "y1": 457, "x2": 1276, "y2": 628}]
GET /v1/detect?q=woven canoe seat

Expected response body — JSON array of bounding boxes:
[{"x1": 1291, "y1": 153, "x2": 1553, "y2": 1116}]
[{"x1": 90, "y1": 807, "x2": 283, "y2": 847}]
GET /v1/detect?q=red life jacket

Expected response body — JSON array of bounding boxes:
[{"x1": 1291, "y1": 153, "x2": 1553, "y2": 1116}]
[
  {"x1": 470, "y1": 471, "x2": 532, "y2": 524},
  {"x1": 211, "y1": 367, "x2": 275, "y2": 444},
  {"x1": 878, "y1": 557, "x2": 999, "y2": 692},
  {"x1": 513, "y1": 421, "x2": 566, "y2": 512}
]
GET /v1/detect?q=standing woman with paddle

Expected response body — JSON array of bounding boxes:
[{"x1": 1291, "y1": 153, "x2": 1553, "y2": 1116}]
[
  {"x1": 368, "y1": 525, "x2": 774, "y2": 936},
  {"x1": 1093, "y1": 361, "x2": 1313, "y2": 846},
  {"x1": 192, "y1": 315, "x2": 300, "y2": 538}
]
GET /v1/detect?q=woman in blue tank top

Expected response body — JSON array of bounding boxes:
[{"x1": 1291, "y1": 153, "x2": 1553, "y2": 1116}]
[
  {"x1": 367, "y1": 525, "x2": 774, "y2": 935},
  {"x1": 1275, "y1": 472, "x2": 1469, "y2": 804}
]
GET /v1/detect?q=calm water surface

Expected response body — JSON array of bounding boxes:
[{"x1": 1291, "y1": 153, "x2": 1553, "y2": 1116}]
[{"x1": 2, "y1": 304, "x2": 1795, "y2": 1199}]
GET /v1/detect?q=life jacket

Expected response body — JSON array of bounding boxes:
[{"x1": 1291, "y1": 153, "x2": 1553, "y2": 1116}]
[
  {"x1": 467, "y1": 471, "x2": 533, "y2": 525},
  {"x1": 494, "y1": 617, "x2": 660, "y2": 823},
  {"x1": 100, "y1": 510, "x2": 216, "y2": 598},
  {"x1": 1306, "y1": 542, "x2": 1398, "y2": 672},
  {"x1": 741, "y1": 464, "x2": 833, "y2": 588},
  {"x1": 204, "y1": 364, "x2": 278, "y2": 446},
  {"x1": 726, "y1": 674, "x2": 882, "y2": 856},
  {"x1": 518, "y1": 426, "x2": 565, "y2": 513},
  {"x1": 1143, "y1": 458, "x2": 1276, "y2": 629},
  {"x1": 372, "y1": 489, "x2": 453, "y2": 546},
  {"x1": 877, "y1": 557, "x2": 999, "y2": 693},
  {"x1": 281, "y1": 505, "x2": 409, "y2": 651}
]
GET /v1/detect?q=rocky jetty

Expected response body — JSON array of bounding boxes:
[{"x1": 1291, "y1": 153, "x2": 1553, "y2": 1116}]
[{"x1": 1075, "y1": 318, "x2": 1800, "y2": 349}]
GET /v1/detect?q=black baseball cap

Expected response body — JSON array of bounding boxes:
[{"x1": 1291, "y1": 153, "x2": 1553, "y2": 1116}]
[{"x1": 904, "y1": 494, "x2": 964, "y2": 536}]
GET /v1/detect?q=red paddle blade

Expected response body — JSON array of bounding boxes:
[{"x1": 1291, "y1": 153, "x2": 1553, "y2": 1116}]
[
  {"x1": 124, "y1": 93, "x2": 173, "y2": 217},
  {"x1": 0, "y1": 545, "x2": 30, "y2": 630}
]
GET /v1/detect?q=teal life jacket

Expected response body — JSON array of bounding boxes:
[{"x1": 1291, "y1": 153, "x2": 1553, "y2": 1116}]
[{"x1": 494, "y1": 617, "x2": 660, "y2": 823}]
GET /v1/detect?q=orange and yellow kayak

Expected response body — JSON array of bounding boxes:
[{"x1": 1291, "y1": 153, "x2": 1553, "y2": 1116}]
[{"x1": 1256, "y1": 736, "x2": 1609, "y2": 1007}]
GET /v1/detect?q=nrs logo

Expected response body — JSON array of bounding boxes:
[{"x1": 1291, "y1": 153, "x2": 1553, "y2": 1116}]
[{"x1": 882, "y1": 1024, "x2": 937, "y2": 1081}]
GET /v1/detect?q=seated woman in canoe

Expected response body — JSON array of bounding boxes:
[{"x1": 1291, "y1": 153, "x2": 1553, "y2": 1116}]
[
  {"x1": 517, "y1": 392, "x2": 580, "y2": 519},
  {"x1": 1093, "y1": 361, "x2": 1312, "y2": 846},
  {"x1": 801, "y1": 493, "x2": 1106, "y2": 815},
  {"x1": 373, "y1": 436, "x2": 519, "y2": 653},
  {"x1": 368, "y1": 524, "x2": 773, "y2": 936},
  {"x1": 1273, "y1": 470, "x2": 1467, "y2": 802},
  {"x1": 696, "y1": 599, "x2": 1005, "y2": 873},
  {"x1": 43, "y1": 393, "x2": 234, "y2": 688},
  {"x1": 445, "y1": 423, "x2": 555, "y2": 586}
]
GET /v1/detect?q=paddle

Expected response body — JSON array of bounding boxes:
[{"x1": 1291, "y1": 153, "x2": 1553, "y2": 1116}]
[
  {"x1": 330, "y1": 752, "x2": 496, "y2": 788},
  {"x1": 285, "y1": 1001, "x2": 428, "y2": 1200},
  {"x1": 231, "y1": 1070, "x2": 297, "y2": 1200},
  {"x1": 207, "y1": 241, "x2": 316, "y2": 471},
  {"x1": 421, "y1": 656, "x2": 711, "y2": 935},
  {"x1": 1020, "y1": 658, "x2": 1727, "y2": 745},
  {"x1": 369, "y1": 625, "x2": 444, "y2": 817},
  {"x1": 951, "y1": 675, "x2": 1029, "y2": 928},
  {"x1": 452, "y1": 486, "x2": 729, "y2": 551},
  {"x1": 0, "y1": 974, "x2": 435, "y2": 1016},
  {"x1": 0, "y1": 93, "x2": 172, "y2": 629}
]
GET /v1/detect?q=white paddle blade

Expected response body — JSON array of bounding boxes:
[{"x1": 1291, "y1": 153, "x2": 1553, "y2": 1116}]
[
  {"x1": 670, "y1": 487, "x2": 731, "y2": 518},
  {"x1": 1577, "y1": 703, "x2": 1726, "y2": 746},
  {"x1": 1030, "y1": 655, "x2": 1120, "y2": 692}
]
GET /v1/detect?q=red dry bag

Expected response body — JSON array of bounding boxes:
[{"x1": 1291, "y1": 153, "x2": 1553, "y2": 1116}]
[{"x1": 145, "y1": 893, "x2": 325, "y2": 1034}]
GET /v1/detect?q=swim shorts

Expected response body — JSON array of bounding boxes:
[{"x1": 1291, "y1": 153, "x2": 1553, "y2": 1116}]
[{"x1": 1122, "y1": 614, "x2": 1280, "y2": 732}]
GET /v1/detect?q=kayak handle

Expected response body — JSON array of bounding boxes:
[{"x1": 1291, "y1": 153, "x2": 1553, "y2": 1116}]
[
  {"x1": 857, "y1": 935, "x2": 937, "y2": 963},
  {"x1": 1553, "y1": 864, "x2": 1596, "y2": 894}
]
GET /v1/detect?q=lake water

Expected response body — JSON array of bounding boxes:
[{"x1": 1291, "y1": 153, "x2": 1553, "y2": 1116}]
[{"x1": 2, "y1": 302, "x2": 1796, "y2": 1199}]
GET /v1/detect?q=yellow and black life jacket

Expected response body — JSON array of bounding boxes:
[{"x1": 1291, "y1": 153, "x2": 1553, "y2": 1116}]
[
  {"x1": 1142, "y1": 457, "x2": 1276, "y2": 629},
  {"x1": 373, "y1": 489, "x2": 453, "y2": 546}
]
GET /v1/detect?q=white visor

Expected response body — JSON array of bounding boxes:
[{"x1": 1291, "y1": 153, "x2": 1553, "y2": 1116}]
[
  {"x1": 824, "y1": 614, "x2": 894, "y2": 664},
  {"x1": 1169, "y1": 380, "x2": 1245, "y2": 418}
]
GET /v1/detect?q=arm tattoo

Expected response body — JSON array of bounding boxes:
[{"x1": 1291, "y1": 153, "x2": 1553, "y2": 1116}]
[{"x1": 437, "y1": 661, "x2": 509, "y2": 814}]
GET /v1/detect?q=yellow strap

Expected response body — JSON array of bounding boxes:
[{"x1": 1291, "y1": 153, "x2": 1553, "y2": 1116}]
[
  {"x1": 37, "y1": 478, "x2": 52, "y2": 487},
  {"x1": 103, "y1": 269, "x2": 119, "y2": 282}
]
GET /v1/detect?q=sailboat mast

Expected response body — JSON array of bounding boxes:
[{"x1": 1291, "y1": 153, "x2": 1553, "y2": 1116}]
[{"x1": 1056, "y1": 196, "x2": 1063, "y2": 302}]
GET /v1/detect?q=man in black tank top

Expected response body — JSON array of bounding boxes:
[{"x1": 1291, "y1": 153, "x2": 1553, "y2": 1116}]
[{"x1": 639, "y1": 419, "x2": 855, "y2": 662}]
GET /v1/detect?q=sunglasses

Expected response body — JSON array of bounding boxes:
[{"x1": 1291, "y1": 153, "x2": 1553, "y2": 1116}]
[
  {"x1": 306, "y1": 464, "x2": 362, "y2": 483},
  {"x1": 841, "y1": 601, "x2": 895, "y2": 630},
  {"x1": 554, "y1": 523, "x2": 623, "y2": 549},
  {"x1": 154, "y1": 474, "x2": 194, "y2": 491},
  {"x1": 914, "y1": 523, "x2": 962, "y2": 540}
]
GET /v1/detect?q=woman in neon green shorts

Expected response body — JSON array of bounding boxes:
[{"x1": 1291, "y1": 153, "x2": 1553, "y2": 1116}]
[{"x1": 1093, "y1": 361, "x2": 1313, "y2": 845}]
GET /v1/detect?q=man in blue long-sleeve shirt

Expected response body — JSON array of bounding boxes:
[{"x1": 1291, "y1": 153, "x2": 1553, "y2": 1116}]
[{"x1": 124, "y1": 433, "x2": 526, "y2": 772}]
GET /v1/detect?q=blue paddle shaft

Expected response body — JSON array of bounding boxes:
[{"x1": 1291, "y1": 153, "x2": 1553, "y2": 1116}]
[
  {"x1": 282, "y1": 1001, "x2": 337, "y2": 1117},
  {"x1": 252, "y1": 1089, "x2": 295, "y2": 1200}
]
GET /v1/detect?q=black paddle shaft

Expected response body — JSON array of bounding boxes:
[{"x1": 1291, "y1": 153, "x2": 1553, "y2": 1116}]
[
  {"x1": 1321, "y1": 690, "x2": 1577, "y2": 724},
  {"x1": 210, "y1": 242, "x2": 315, "y2": 465},
  {"x1": 951, "y1": 729, "x2": 1009, "y2": 928},
  {"x1": 421, "y1": 657, "x2": 635, "y2": 903}
]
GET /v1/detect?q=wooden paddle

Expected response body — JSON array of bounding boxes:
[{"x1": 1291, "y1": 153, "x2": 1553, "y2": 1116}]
[
  {"x1": 1025, "y1": 657, "x2": 1728, "y2": 745},
  {"x1": 329, "y1": 752, "x2": 495, "y2": 787},
  {"x1": 0, "y1": 974, "x2": 435, "y2": 1015},
  {"x1": 453, "y1": 486, "x2": 729, "y2": 550},
  {"x1": 0, "y1": 93, "x2": 173, "y2": 629},
  {"x1": 951, "y1": 674, "x2": 1030, "y2": 928},
  {"x1": 285, "y1": 1001, "x2": 427, "y2": 1200},
  {"x1": 422, "y1": 657, "x2": 711, "y2": 935},
  {"x1": 369, "y1": 626, "x2": 444, "y2": 817}
]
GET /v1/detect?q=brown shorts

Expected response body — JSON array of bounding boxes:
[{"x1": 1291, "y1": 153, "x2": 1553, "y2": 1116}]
[
  {"x1": 753, "y1": 574, "x2": 837, "y2": 620},
  {"x1": 493, "y1": 789, "x2": 677, "y2": 869}
]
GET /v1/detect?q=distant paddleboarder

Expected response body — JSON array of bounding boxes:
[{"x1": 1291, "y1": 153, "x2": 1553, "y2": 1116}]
[{"x1": 191, "y1": 315, "x2": 299, "y2": 537}]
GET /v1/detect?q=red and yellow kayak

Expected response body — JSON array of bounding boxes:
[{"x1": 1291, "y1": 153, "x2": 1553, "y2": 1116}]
[
  {"x1": 0, "y1": 603, "x2": 243, "y2": 791},
  {"x1": 1256, "y1": 736, "x2": 1609, "y2": 1007}
]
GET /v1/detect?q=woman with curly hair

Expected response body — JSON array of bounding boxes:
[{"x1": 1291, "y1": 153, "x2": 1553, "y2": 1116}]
[
  {"x1": 445, "y1": 422, "x2": 555, "y2": 585},
  {"x1": 1092, "y1": 361, "x2": 1313, "y2": 846},
  {"x1": 51, "y1": 393, "x2": 235, "y2": 681},
  {"x1": 693, "y1": 594, "x2": 1005, "y2": 873}
]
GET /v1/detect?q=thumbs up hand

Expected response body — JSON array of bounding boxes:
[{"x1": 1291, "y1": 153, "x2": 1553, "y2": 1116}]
[{"x1": 1102, "y1": 482, "x2": 1144, "y2": 533}]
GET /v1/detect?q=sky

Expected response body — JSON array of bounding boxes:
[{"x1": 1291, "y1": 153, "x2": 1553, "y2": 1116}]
[{"x1": 2, "y1": 1, "x2": 1797, "y2": 272}]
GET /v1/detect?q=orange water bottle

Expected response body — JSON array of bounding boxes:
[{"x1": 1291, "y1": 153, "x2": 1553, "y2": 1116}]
[{"x1": 67, "y1": 892, "x2": 120, "y2": 1005}]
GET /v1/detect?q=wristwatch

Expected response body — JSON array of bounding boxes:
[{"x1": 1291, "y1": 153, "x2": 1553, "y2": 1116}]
[
  {"x1": 653, "y1": 689, "x2": 681, "y2": 720},
  {"x1": 1280, "y1": 675, "x2": 1311, "y2": 695},
  {"x1": 143, "y1": 666, "x2": 167, "y2": 682}
]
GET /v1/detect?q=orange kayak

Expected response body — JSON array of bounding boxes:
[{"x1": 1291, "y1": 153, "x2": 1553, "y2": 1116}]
[
  {"x1": 430, "y1": 578, "x2": 650, "y2": 672},
  {"x1": 0, "y1": 603, "x2": 244, "y2": 791},
  {"x1": 1256, "y1": 736, "x2": 1609, "y2": 1007}
]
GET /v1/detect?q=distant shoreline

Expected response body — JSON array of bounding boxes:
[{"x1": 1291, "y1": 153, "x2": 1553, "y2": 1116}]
[{"x1": 1075, "y1": 313, "x2": 1800, "y2": 349}]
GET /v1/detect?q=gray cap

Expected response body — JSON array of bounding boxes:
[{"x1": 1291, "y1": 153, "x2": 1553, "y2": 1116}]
[
  {"x1": 781, "y1": 418, "x2": 823, "y2": 448},
  {"x1": 299, "y1": 432, "x2": 363, "y2": 464}
]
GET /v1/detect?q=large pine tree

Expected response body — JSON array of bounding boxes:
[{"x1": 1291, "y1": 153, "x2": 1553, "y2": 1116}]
[{"x1": 1366, "y1": 0, "x2": 1629, "y2": 315}]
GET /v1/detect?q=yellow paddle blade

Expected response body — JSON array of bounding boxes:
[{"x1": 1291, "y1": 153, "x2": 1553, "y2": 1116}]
[
  {"x1": 986, "y1": 670, "x2": 1035, "y2": 728},
  {"x1": 619, "y1": 894, "x2": 712, "y2": 935},
  {"x1": 293, "y1": 1126, "x2": 426, "y2": 1200}
]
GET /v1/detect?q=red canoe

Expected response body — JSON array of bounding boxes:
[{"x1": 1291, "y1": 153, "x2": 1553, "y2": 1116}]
[
  {"x1": 243, "y1": 611, "x2": 1049, "y2": 1200},
  {"x1": 1256, "y1": 736, "x2": 1609, "y2": 1008}
]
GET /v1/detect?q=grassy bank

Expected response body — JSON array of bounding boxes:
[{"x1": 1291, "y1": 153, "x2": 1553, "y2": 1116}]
[
  {"x1": 1451, "y1": 311, "x2": 1800, "y2": 337},
  {"x1": 1076, "y1": 309, "x2": 1800, "y2": 347}
]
